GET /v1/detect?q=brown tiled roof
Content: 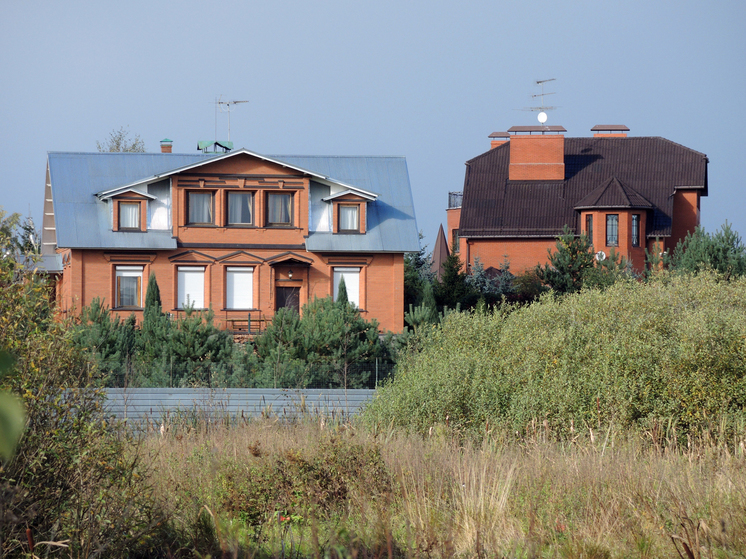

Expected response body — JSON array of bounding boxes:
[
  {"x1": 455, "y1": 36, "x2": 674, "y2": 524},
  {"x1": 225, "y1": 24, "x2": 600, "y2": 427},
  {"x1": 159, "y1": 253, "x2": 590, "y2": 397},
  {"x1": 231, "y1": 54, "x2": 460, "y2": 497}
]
[
  {"x1": 574, "y1": 177, "x2": 653, "y2": 210},
  {"x1": 459, "y1": 136, "x2": 707, "y2": 238}
]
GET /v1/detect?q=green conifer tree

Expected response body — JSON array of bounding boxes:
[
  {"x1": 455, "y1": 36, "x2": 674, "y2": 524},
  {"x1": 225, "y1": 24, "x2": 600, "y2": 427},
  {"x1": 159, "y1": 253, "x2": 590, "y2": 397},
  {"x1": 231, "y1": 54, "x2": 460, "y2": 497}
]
[{"x1": 336, "y1": 276, "x2": 349, "y2": 305}]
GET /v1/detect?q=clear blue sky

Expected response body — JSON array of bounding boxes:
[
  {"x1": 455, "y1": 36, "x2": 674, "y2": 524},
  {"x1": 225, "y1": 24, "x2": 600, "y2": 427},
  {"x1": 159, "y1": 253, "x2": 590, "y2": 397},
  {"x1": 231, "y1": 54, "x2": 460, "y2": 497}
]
[{"x1": 1, "y1": 0, "x2": 744, "y2": 253}]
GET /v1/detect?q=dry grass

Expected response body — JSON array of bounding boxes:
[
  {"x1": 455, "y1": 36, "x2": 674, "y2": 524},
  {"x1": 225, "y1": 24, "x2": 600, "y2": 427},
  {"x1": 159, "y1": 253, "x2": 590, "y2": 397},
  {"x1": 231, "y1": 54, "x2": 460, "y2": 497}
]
[{"x1": 138, "y1": 417, "x2": 746, "y2": 557}]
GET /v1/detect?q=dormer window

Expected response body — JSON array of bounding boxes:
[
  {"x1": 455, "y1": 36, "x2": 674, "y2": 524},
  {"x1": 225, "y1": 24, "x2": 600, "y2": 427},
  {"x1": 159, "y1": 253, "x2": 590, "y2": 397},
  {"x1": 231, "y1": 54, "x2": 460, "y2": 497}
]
[
  {"x1": 119, "y1": 202, "x2": 141, "y2": 230},
  {"x1": 339, "y1": 204, "x2": 359, "y2": 232}
]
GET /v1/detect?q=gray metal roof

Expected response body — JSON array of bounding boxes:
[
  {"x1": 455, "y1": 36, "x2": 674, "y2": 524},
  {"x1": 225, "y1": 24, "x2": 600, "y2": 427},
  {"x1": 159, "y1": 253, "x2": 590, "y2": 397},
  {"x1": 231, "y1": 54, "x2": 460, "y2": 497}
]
[
  {"x1": 275, "y1": 155, "x2": 420, "y2": 253},
  {"x1": 47, "y1": 151, "x2": 419, "y2": 253},
  {"x1": 48, "y1": 152, "x2": 217, "y2": 249}
]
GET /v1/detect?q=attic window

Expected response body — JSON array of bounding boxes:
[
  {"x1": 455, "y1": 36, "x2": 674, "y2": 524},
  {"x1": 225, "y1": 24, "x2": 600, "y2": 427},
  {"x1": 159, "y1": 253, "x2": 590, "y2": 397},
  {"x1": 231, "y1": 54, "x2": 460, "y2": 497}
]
[
  {"x1": 119, "y1": 202, "x2": 140, "y2": 230},
  {"x1": 339, "y1": 205, "x2": 359, "y2": 232}
]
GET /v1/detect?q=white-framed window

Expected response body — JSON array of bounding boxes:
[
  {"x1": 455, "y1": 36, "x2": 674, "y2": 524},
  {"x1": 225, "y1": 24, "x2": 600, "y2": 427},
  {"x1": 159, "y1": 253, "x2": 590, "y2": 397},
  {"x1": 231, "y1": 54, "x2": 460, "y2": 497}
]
[
  {"x1": 226, "y1": 267, "x2": 254, "y2": 309},
  {"x1": 115, "y1": 266, "x2": 143, "y2": 308},
  {"x1": 177, "y1": 266, "x2": 205, "y2": 309},
  {"x1": 338, "y1": 205, "x2": 359, "y2": 232},
  {"x1": 227, "y1": 192, "x2": 253, "y2": 225},
  {"x1": 119, "y1": 202, "x2": 140, "y2": 230},
  {"x1": 333, "y1": 267, "x2": 360, "y2": 307}
]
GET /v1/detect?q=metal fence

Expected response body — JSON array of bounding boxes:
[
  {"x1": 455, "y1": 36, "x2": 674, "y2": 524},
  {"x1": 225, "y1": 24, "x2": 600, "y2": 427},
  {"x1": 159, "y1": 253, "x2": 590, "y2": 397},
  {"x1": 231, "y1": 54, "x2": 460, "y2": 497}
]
[{"x1": 103, "y1": 388, "x2": 376, "y2": 429}]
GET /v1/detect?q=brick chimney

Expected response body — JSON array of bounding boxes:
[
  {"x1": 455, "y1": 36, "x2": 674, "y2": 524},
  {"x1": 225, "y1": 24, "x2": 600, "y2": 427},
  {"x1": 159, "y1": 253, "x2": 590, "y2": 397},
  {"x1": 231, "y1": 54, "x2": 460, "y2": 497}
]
[
  {"x1": 489, "y1": 131, "x2": 510, "y2": 149},
  {"x1": 508, "y1": 125, "x2": 566, "y2": 181},
  {"x1": 160, "y1": 138, "x2": 173, "y2": 153},
  {"x1": 591, "y1": 125, "x2": 629, "y2": 138}
]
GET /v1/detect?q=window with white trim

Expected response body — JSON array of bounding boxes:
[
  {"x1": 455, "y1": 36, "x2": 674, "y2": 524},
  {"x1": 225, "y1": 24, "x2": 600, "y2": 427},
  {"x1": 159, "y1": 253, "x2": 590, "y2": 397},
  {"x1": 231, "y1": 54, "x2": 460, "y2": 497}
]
[
  {"x1": 333, "y1": 267, "x2": 360, "y2": 307},
  {"x1": 115, "y1": 266, "x2": 143, "y2": 308},
  {"x1": 226, "y1": 267, "x2": 254, "y2": 309},
  {"x1": 177, "y1": 266, "x2": 205, "y2": 309}
]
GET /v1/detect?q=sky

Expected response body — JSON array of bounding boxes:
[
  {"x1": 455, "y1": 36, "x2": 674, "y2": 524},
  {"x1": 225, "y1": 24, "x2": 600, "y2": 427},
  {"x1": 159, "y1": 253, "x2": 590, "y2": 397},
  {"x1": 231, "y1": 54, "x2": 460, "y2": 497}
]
[{"x1": 1, "y1": 0, "x2": 745, "y2": 253}]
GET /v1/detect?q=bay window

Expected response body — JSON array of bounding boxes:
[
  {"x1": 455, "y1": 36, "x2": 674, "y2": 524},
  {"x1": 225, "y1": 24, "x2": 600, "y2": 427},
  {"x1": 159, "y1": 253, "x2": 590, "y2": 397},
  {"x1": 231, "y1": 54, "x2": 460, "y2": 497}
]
[{"x1": 606, "y1": 214, "x2": 619, "y2": 247}]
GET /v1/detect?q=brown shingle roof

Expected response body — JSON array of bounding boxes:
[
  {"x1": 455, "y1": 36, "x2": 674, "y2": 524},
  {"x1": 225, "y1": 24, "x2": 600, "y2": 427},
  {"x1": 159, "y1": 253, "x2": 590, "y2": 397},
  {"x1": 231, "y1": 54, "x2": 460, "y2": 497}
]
[
  {"x1": 459, "y1": 136, "x2": 707, "y2": 239},
  {"x1": 574, "y1": 177, "x2": 653, "y2": 210}
]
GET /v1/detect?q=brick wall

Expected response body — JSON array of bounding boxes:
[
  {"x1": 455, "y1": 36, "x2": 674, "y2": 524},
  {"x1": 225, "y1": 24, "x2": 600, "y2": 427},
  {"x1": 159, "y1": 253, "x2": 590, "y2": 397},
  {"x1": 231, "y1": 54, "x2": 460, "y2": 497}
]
[{"x1": 508, "y1": 135, "x2": 565, "y2": 181}]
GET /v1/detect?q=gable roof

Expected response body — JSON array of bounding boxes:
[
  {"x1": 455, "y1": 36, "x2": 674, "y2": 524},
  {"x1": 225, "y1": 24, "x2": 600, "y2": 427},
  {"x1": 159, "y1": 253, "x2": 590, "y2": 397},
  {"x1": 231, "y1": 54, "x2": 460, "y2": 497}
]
[
  {"x1": 46, "y1": 150, "x2": 419, "y2": 253},
  {"x1": 459, "y1": 136, "x2": 707, "y2": 238}
]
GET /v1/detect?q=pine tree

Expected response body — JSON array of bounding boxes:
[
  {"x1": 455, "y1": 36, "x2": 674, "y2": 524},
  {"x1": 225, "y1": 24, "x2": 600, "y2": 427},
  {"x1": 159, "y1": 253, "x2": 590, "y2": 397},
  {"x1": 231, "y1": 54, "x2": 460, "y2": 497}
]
[
  {"x1": 537, "y1": 226, "x2": 595, "y2": 294},
  {"x1": 669, "y1": 222, "x2": 746, "y2": 280},
  {"x1": 138, "y1": 273, "x2": 172, "y2": 369}
]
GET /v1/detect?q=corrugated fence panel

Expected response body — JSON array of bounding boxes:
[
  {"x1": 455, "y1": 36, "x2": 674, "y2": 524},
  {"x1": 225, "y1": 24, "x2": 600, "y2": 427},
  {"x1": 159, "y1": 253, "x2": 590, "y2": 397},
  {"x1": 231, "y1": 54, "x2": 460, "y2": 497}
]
[{"x1": 103, "y1": 388, "x2": 376, "y2": 426}]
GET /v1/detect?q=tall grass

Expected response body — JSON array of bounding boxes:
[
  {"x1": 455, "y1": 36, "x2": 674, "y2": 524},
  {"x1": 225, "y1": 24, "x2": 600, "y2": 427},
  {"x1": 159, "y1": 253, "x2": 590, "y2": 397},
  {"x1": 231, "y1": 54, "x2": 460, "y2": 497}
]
[{"x1": 139, "y1": 417, "x2": 746, "y2": 557}]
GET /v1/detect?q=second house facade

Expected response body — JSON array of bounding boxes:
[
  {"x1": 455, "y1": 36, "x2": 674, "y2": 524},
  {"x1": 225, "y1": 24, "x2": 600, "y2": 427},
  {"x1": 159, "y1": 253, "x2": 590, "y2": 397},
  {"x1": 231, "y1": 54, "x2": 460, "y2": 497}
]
[{"x1": 42, "y1": 148, "x2": 420, "y2": 333}]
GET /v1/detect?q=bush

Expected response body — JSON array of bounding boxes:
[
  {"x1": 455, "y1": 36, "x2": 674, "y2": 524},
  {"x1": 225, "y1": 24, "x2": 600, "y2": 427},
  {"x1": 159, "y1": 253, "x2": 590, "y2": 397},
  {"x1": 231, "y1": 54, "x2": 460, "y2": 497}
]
[
  {"x1": 364, "y1": 272, "x2": 746, "y2": 439},
  {"x1": 0, "y1": 208, "x2": 167, "y2": 557}
]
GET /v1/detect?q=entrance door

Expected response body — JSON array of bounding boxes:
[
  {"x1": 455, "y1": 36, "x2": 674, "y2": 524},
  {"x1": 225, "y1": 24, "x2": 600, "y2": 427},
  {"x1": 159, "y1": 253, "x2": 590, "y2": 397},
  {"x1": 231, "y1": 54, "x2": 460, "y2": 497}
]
[{"x1": 275, "y1": 286, "x2": 300, "y2": 313}]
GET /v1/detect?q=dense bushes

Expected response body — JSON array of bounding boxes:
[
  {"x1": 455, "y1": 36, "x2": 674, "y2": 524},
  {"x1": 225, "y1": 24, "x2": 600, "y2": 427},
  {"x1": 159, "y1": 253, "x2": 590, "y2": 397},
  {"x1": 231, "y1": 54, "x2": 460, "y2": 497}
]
[
  {"x1": 364, "y1": 272, "x2": 746, "y2": 438},
  {"x1": 0, "y1": 209, "x2": 168, "y2": 557}
]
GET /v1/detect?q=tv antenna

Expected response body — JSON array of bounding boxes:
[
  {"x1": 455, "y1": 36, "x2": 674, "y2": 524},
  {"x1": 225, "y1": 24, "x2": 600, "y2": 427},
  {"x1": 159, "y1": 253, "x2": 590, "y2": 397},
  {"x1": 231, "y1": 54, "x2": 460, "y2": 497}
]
[
  {"x1": 518, "y1": 78, "x2": 558, "y2": 124},
  {"x1": 214, "y1": 96, "x2": 249, "y2": 141}
]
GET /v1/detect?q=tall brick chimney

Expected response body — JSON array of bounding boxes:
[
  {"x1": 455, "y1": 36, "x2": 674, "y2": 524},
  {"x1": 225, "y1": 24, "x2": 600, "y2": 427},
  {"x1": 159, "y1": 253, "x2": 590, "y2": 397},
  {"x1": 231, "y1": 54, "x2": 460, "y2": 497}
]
[
  {"x1": 160, "y1": 138, "x2": 173, "y2": 153},
  {"x1": 592, "y1": 125, "x2": 629, "y2": 138},
  {"x1": 489, "y1": 131, "x2": 510, "y2": 149},
  {"x1": 508, "y1": 125, "x2": 566, "y2": 181}
]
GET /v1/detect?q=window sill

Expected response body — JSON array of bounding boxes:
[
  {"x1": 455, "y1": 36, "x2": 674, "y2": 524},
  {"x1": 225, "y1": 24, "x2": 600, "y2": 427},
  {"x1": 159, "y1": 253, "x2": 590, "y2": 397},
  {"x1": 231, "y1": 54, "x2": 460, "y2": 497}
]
[
  {"x1": 116, "y1": 228, "x2": 144, "y2": 233},
  {"x1": 114, "y1": 307, "x2": 143, "y2": 311},
  {"x1": 221, "y1": 308, "x2": 261, "y2": 312},
  {"x1": 185, "y1": 224, "x2": 218, "y2": 228},
  {"x1": 226, "y1": 224, "x2": 256, "y2": 228}
]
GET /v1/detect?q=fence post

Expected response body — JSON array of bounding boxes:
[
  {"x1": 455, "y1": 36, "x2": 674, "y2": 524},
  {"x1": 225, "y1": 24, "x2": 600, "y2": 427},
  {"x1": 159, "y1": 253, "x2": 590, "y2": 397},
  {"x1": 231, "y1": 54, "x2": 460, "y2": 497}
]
[{"x1": 375, "y1": 358, "x2": 379, "y2": 388}]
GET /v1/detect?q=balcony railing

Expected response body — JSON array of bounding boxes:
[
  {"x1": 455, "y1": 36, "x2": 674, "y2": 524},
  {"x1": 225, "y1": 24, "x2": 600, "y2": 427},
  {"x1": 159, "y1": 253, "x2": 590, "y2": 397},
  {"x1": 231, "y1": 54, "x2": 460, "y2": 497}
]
[{"x1": 448, "y1": 191, "x2": 463, "y2": 209}]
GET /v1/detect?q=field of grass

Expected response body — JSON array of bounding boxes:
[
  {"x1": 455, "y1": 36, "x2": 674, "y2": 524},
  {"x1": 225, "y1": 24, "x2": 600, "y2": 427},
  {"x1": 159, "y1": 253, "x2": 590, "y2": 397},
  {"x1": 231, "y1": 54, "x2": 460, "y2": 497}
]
[{"x1": 139, "y1": 416, "x2": 746, "y2": 558}]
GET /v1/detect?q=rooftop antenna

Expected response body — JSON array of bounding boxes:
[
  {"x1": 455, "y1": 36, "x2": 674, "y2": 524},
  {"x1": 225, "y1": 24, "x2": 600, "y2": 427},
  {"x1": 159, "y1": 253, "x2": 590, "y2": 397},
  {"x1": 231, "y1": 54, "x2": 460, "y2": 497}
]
[
  {"x1": 517, "y1": 78, "x2": 558, "y2": 124},
  {"x1": 214, "y1": 96, "x2": 249, "y2": 142}
]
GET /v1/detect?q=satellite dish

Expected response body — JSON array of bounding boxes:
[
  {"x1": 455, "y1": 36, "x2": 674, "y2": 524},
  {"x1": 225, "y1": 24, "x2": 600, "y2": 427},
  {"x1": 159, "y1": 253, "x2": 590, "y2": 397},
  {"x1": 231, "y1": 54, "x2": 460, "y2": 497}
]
[
  {"x1": 537, "y1": 111, "x2": 548, "y2": 124},
  {"x1": 595, "y1": 251, "x2": 607, "y2": 262}
]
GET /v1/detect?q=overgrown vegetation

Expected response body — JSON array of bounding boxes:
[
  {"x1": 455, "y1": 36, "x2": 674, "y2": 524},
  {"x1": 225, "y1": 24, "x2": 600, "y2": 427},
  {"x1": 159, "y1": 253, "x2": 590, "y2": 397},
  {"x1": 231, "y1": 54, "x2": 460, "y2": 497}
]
[
  {"x1": 0, "y1": 209, "x2": 170, "y2": 557},
  {"x1": 366, "y1": 272, "x2": 746, "y2": 439}
]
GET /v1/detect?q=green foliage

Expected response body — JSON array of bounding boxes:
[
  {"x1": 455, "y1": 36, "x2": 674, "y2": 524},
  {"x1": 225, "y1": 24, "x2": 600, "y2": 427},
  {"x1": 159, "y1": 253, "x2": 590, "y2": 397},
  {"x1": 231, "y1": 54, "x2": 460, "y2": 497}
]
[
  {"x1": 96, "y1": 125, "x2": 146, "y2": 152},
  {"x1": 537, "y1": 225, "x2": 596, "y2": 294},
  {"x1": 0, "y1": 206, "x2": 165, "y2": 556},
  {"x1": 254, "y1": 297, "x2": 382, "y2": 389},
  {"x1": 365, "y1": 273, "x2": 746, "y2": 440},
  {"x1": 0, "y1": 352, "x2": 24, "y2": 463},
  {"x1": 403, "y1": 232, "x2": 434, "y2": 308},
  {"x1": 669, "y1": 222, "x2": 746, "y2": 279},
  {"x1": 434, "y1": 252, "x2": 477, "y2": 310},
  {"x1": 336, "y1": 275, "x2": 348, "y2": 305}
]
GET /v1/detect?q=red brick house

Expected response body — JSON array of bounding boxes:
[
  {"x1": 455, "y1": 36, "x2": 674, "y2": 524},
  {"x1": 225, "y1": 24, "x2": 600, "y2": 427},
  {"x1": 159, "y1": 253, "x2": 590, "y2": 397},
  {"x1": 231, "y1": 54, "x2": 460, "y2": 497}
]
[
  {"x1": 41, "y1": 143, "x2": 420, "y2": 333},
  {"x1": 447, "y1": 125, "x2": 708, "y2": 274}
]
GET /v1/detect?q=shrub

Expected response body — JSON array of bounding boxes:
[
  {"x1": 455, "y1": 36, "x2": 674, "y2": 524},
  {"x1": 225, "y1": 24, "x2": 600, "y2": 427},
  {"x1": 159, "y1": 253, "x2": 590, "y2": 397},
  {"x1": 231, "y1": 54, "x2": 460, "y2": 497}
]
[{"x1": 364, "y1": 272, "x2": 746, "y2": 439}]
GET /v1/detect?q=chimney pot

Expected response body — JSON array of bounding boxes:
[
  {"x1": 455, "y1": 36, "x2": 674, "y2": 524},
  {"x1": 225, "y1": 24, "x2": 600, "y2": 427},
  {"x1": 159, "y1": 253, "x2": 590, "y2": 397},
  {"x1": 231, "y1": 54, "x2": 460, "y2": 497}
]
[{"x1": 160, "y1": 138, "x2": 173, "y2": 153}]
